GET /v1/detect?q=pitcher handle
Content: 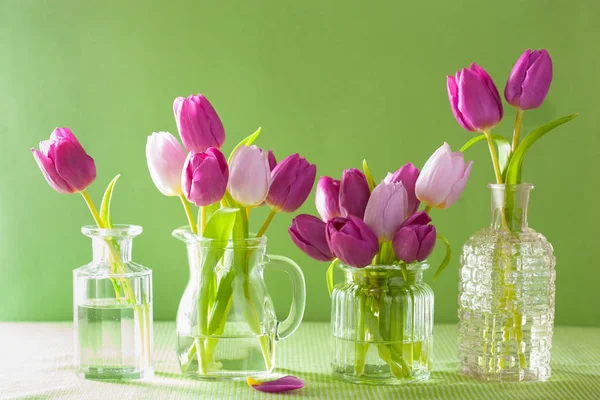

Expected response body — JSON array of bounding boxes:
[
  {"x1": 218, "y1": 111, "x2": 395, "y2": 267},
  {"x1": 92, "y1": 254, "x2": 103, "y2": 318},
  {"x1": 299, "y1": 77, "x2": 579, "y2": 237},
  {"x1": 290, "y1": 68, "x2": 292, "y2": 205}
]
[{"x1": 266, "y1": 254, "x2": 306, "y2": 340}]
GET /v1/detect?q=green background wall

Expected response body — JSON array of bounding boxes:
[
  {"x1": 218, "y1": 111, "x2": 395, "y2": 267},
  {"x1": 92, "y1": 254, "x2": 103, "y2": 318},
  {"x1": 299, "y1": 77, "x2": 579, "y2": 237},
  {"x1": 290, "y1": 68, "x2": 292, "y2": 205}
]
[{"x1": 1, "y1": 0, "x2": 598, "y2": 326}]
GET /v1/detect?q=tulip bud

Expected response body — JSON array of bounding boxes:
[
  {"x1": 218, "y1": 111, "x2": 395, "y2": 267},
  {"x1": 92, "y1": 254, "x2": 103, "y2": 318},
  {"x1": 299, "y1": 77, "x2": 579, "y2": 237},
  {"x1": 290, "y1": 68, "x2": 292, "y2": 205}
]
[
  {"x1": 364, "y1": 181, "x2": 408, "y2": 241},
  {"x1": 146, "y1": 132, "x2": 188, "y2": 196},
  {"x1": 447, "y1": 63, "x2": 503, "y2": 132},
  {"x1": 31, "y1": 127, "x2": 96, "y2": 194},
  {"x1": 393, "y1": 223, "x2": 436, "y2": 264},
  {"x1": 315, "y1": 176, "x2": 342, "y2": 222},
  {"x1": 384, "y1": 162, "x2": 420, "y2": 215},
  {"x1": 289, "y1": 214, "x2": 333, "y2": 262},
  {"x1": 267, "y1": 150, "x2": 277, "y2": 171},
  {"x1": 504, "y1": 49, "x2": 553, "y2": 110},
  {"x1": 173, "y1": 94, "x2": 225, "y2": 152},
  {"x1": 326, "y1": 216, "x2": 379, "y2": 268},
  {"x1": 228, "y1": 145, "x2": 272, "y2": 207},
  {"x1": 182, "y1": 148, "x2": 229, "y2": 207},
  {"x1": 267, "y1": 154, "x2": 316, "y2": 213},
  {"x1": 416, "y1": 143, "x2": 473, "y2": 209},
  {"x1": 339, "y1": 169, "x2": 370, "y2": 219}
]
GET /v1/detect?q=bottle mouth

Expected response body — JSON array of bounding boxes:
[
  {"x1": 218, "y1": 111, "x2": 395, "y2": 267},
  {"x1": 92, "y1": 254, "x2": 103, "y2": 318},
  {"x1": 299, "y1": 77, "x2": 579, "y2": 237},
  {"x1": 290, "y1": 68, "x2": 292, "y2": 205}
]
[
  {"x1": 339, "y1": 262, "x2": 430, "y2": 273},
  {"x1": 172, "y1": 226, "x2": 267, "y2": 249},
  {"x1": 82, "y1": 224, "x2": 143, "y2": 238},
  {"x1": 488, "y1": 183, "x2": 534, "y2": 190}
]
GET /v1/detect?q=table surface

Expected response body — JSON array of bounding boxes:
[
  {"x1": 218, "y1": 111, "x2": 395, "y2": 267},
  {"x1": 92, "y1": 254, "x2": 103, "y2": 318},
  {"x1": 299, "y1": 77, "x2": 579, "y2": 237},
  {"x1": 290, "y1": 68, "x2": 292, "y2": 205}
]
[{"x1": 1, "y1": 322, "x2": 599, "y2": 400}]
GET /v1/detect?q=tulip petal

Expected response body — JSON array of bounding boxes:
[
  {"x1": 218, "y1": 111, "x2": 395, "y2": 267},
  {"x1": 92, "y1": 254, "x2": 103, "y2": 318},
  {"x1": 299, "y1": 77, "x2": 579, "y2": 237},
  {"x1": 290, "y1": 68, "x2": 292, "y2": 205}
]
[
  {"x1": 504, "y1": 49, "x2": 531, "y2": 106},
  {"x1": 392, "y1": 227, "x2": 420, "y2": 264},
  {"x1": 517, "y1": 50, "x2": 553, "y2": 110},
  {"x1": 53, "y1": 136, "x2": 96, "y2": 192},
  {"x1": 31, "y1": 148, "x2": 75, "y2": 194},
  {"x1": 289, "y1": 214, "x2": 333, "y2": 261},
  {"x1": 470, "y1": 63, "x2": 503, "y2": 117},
  {"x1": 458, "y1": 68, "x2": 502, "y2": 132},
  {"x1": 447, "y1": 74, "x2": 475, "y2": 131},
  {"x1": 416, "y1": 225, "x2": 437, "y2": 261},
  {"x1": 316, "y1": 176, "x2": 342, "y2": 221},
  {"x1": 147, "y1": 132, "x2": 188, "y2": 197},
  {"x1": 442, "y1": 160, "x2": 473, "y2": 209},
  {"x1": 401, "y1": 211, "x2": 432, "y2": 227},
  {"x1": 248, "y1": 376, "x2": 304, "y2": 393}
]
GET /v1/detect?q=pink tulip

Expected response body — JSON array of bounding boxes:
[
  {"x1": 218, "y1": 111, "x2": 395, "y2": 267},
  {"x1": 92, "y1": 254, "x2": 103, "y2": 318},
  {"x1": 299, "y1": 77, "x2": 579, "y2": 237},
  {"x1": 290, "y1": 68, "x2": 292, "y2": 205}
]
[
  {"x1": 228, "y1": 145, "x2": 271, "y2": 207},
  {"x1": 315, "y1": 176, "x2": 342, "y2": 222},
  {"x1": 173, "y1": 94, "x2": 225, "y2": 152},
  {"x1": 326, "y1": 216, "x2": 379, "y2": 268},
  {"x1": 415, "y1": 143, "x2": 473, "y2": 209},
  {"x1": 31, "y1": 127, "x2": 96, "y2": 194},
  {"x1": 364, "y1": 181, "x2": 408, "y2": 240},
  {"x1": 146, "y1": 132, "x2": 188, "y2": 196},
  {"x1": 289, "y1": 214, "x2": 333, "y2": 261},
  {"x1": 384, "y1": 162, "x2": 420, "y2": 215},
  {"x1": 505, "y1": 49, "x2": 553, "y2": 110},
  {"x1": 182, "y1": 148, "x2": 228, "y2": 207},
  {"x1": 339, "y1": 169, "x2": 370, "y2": 219},
  {"x1": 267, "y1": 154, "x2": 316, "y2": 213}
]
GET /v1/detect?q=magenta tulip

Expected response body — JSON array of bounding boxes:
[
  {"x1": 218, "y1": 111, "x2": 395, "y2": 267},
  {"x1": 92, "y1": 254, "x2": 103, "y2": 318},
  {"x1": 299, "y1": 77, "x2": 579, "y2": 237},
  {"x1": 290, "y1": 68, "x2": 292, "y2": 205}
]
[
  {"x1": 364, "y1": 181, "x2": 408, "y2": 241},
  {"x1": 31, "y1": 127, "x2": 96, "y2": 194},
  {"x1": 267, "y1": 150, "x2": 277, "y2": 171},
  {"x1": 339, "y1": 169, "x2": 370, "y2": 219},
  {"x1": 393, "y1": 212, "x2": 436, "y2": 263},
  {"x1": 182, "y1": 148, "x2": 229, "y2": 207},
  {"x1": 146, "y1": 132, "x2": 188, "y2": 196},
  {"x1": 267, "y1": 154, "x2": 317, "y2": 212},
  {"x1": 505, "y1": 49, "x2": 553, "y2": 110},
  {"x1": 289, "y1": 214, "x2": 333, "y2": 261},
  {"x1": 416, "y1": 143, "x2": 473, "y2": 209},
  {"x1": 315, "y1": 176, "x2": 342, "y2": 222},
  {"x1": 173, "y1": 94, "x2": 225, "y2": 152},
  {"x1": 228, "y1": 145, "x2": 272, "y2": 207},
  {"x1": 447, "y1": 63, "x2": 503, "y2": 132},
  {"x1": 326, "y1": 216, "x2": 378, "y2": 268},
  {"x1": 384, "y1": 162, "x2": 420, "y2": 215}
]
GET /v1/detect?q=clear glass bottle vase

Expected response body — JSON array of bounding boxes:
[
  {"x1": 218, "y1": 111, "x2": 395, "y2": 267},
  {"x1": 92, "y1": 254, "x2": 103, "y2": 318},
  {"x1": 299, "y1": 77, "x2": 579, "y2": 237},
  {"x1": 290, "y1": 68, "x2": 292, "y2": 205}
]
[
  {"x1": 73, "y1": 225, "x2": 153, "y2": 380},
  {"x1": 173, "y1": 228, "x2": 306, "y2": 381},
  {"x1": 459, "y1": 184, "x2": 555, "y2": 382},
  {"x1": 331, "y1": 263, "x2": 434, "y2": 385}
]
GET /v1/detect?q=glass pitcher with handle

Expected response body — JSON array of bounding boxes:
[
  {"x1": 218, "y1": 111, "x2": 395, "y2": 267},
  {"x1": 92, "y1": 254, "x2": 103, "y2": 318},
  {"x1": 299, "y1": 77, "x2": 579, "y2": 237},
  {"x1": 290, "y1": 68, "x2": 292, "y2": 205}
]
[{"x1": 173, "y1": 228, "x2": 306, "y2": 380}]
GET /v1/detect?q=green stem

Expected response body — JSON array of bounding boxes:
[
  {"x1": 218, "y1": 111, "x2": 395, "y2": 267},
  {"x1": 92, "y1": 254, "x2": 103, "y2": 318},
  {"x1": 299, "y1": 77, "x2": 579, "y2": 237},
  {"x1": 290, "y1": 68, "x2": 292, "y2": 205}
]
[
  {"x1": 423, "y1": 205, "x2": 432, "y2": 214},
  {"x1": 512, "y1": 109, "x2": 524, "y2": 153},
  {"x1": 484, "y1": 131, "x2": 504, "y2": 184},
  {"x1": 201, "y1": 206, "x2": 207, "y2": 234},
  {"x1": 81, "y1": 190, "x2": 105, "y2": 228},
  {"x1": 179, "y1": 195, "x2": 198, "y2": 234},
  {"x1": 256, "y1": 209, "x2": 277, "y2": 238}
]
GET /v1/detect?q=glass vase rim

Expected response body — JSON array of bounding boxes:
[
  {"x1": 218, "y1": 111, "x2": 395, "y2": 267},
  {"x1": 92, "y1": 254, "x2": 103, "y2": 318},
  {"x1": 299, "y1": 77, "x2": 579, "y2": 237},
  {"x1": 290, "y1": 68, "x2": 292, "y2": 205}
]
[
  {"x1": 172, "y1": 226, "x2": 267, "y2": 248},
  {"x1": 339, "y1": 262, "x2": 430, "y2": 273},
  {"x1": 81, "y1": 224, "x2": 143, "y2": 238},
  {"x1": 488, "y1": 183, "x2": 534, "y2": 190}
]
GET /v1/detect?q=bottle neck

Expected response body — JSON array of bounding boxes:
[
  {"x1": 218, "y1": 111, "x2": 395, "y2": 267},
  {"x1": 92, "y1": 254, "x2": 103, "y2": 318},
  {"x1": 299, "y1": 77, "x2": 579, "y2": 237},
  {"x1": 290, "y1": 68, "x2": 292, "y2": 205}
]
[
  {"x1": 489, "y1": 184, "x2": 532, "y2": 231},
  {"x1": 92, "y1": 238, "x2": 132, "y2": 263}
]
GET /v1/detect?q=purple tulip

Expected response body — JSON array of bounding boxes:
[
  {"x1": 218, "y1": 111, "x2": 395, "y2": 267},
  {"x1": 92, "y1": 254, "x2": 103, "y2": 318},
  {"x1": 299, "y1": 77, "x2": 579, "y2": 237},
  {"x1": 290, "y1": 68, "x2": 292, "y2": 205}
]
[
  {"x1": 267, "y1": 154, "x2": 316, "y2": 213},
  {"x1": 173, "y1": 94, "x2": 225, "y2": 152},
  {"x1": 248, "y1": 376, "x2": 304, "y2": 393},
  {"x1": 505, "y1": 49, "x2": 553, "y2": 110},
  {"x1": 326, "y1": 216, "x2": 379, "y2": 268},
  {"x1": 31, "y1": 127, "x2": 96, "y2": 194},
  {"x1": 416, "y1": 143, "x2": 473, "y2": 209},
  {"x1": 384, "y1": 162, "x2": 420, "y2": 215},
  {"x1": 289, "y1": 214, "x2": 333, "y2": 262},
  {"x1": 364, "y1": 181, "x2": 408, "y2": 241},
  {"x1": 447, "y1": 63, "x2": 503, "y2": 132},
  {"x1": 267, "y1": 150, "x2": 277, "y2": 171},
  {"x1": 393, "y1": 210, "x2": 436, "y2": 263},
  {"x1": 339, "y1": 169, "x2": 370, "y2": 219},
  {"x1": 146, "y1": 132, "x2": 188, "y2": 196},
  {"x1": 182, "y1": 148, "x2": 229, "y2": 207},
  {"x1": 315, "y1": 176, "x2": 342, "y2": 222}
]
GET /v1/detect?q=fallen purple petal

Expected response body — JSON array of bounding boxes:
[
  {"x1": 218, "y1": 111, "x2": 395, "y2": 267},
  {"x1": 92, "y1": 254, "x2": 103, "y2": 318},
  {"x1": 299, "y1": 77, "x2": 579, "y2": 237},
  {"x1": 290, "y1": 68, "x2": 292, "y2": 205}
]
[{"x1": 247, "y1": 375, "x2": 304, "y2": 393}]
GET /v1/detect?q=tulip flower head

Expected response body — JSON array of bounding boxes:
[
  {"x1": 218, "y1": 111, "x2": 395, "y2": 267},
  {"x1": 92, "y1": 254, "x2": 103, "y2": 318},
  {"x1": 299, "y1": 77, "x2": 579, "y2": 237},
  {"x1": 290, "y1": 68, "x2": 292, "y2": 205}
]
[
  {"x1": 447, "y1": 63, "x2": 503, "y2": 132},
  {"x1": 182, "y1": 148, "x2": 229, "y2": 207},
  {"x1": 326, "y1": 216, "x2": 379, "y2": 268},
  {"x1": 31, "y1": 127, "x2": 96, "y2": 194},
  {"x1": 288, "y1": 214, "x2": 333, "y2": 262},
  {"x1": 339, "y1": 169, "x2": 370, "y2": 219},
  {"x1": 364, "y1": 180, "x2": 408, "y2": 241},
  {"x1": 384, "y1": 162, "x2": 420, "y2": 215},
  {"x1": 146, "y1": 132, "x2": 188, "y2": 197},
  {"x1": 504, "y1": 49, "x2": 553, "y2": 110},
  {"x1": 267, "y1": 154, "x2": 317, "y2": 213},
  {"x1": 173, "y1": 94, "x2": 225, "y2": 153},
  {"x1": 393, "y1": 211, "x2": 436, "y2": 264},
  {"x1": 315, "y1": 176, "x2": 342, "y2": 222},
  {"x1": 416, "y1": 143, "x2": 473, "y2": 209},
  {"x1": 228, "y1": 145, "x2": 272, "y2": 207}
]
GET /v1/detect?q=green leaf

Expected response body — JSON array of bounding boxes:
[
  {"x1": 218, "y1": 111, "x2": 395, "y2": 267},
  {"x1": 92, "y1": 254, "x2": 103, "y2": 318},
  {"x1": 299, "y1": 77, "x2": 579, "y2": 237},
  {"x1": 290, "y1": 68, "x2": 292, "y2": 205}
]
[
  {"x1": 460, "y1": 134, "x2": 512, "y2": 176},
  {"x1": 326, "y1": 258, "x2": 339, "y2": 296},
  {"x1": 362, "y1": 159, "x2": 376, "y2": 192},
  {"x1": 505, "y1": 114, "x2": 578, "y2": 184},
  {"x1": 227, "y1": 127, "x2": 262, "y2": 164},
  {"x1": 203, "y1": 207, "x2": 240, "y2": 242},
  {"x1": 205, "y1": 202, "x2": 221, "y2": 222},
  {"x1": 432, "y1": 233, "x2": 452, "y2": 281},
  {"x1": 99, "y1": 174, "x2": 121, "y2": 229}
]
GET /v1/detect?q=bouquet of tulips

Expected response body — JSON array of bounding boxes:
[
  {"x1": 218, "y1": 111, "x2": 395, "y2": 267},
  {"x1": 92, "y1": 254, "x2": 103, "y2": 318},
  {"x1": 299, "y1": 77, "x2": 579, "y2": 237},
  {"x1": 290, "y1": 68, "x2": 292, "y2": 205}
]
[
  {"x1": 288, "y1": 145, "x2": 473, "y2": 377},
  {"x1": 146, "y1": 94, "x2": 316, "y2": 373}
]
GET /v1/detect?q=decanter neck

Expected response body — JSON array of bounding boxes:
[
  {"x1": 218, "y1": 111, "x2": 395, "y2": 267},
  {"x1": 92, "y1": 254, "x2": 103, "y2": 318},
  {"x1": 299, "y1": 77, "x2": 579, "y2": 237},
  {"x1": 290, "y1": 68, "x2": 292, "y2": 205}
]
[
  {"x1": 489, "y1": 184, "x2": 533, "y2": 231},
  {"x1": 92, "y1": 238, "x2": 133, "y2": 263}
]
